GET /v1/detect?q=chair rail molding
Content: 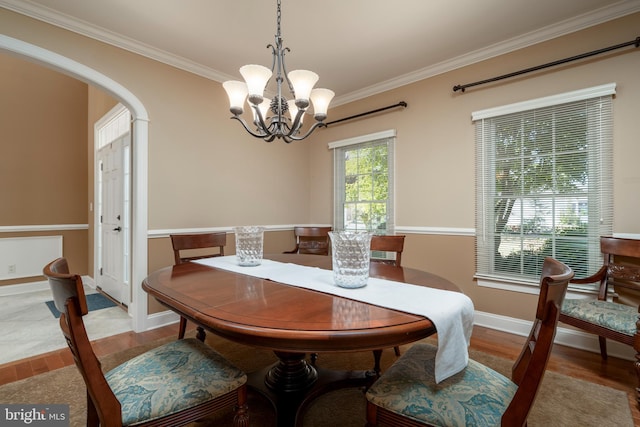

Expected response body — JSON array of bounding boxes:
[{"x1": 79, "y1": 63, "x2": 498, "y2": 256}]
[
  {"x1": 149, "y1": 225, "x2": 477, "y2": 238},
  {"x1": 0, "y1": 224, "x2": 88, "y2": 232},
  {"x1": 148, "y1": 225, "x2": 332, "y2": 239}
]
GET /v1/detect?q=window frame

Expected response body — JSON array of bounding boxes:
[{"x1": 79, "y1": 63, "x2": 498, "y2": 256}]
[
  {"x1": 473, "y1": 84, "x2": 615, "y2": 294},
  {"x1": 329, "y1": 130, "x2": 396, "y2": 235}
]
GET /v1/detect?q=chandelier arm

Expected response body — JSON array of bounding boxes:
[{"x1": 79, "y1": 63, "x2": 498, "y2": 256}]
[
  {"x1": 251, "y1": 104, "x2": 271, "y2": 135},
  {"x1": 279, "y1": 47, "x2": 295, "y2": 95},
  {"x1": 268, "y1": 43, "x2": 278, "y2": 73},
  {"x1": 270, "y1": 121, "x2": 292, "y2": 137},
  {"x1": 286, "y1": 122, "x2": 327, "y2": 141},
  {"x1": 230, "y1": 116, "x2": 278, "y2": 143},
  {"x1": 263, "y1": 134, "x2": 278, "y2": 143},
  {"x1": 288, "y1": 108, "x2": 305, "y2": 134},
  {"x1": 229, "y1": 116, "x2": 268, "y2": 139}
]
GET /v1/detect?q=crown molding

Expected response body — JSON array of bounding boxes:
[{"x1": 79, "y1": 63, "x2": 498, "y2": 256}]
[
  {"x1": 0, "y1": 0, "x2": 235, "y2": 81},
  {"x1": 333, "y1": 1, "x2": 640, "y2": 105},
  {"x1": 2, "y1": 0, "x2": 639, "y2": 106}
]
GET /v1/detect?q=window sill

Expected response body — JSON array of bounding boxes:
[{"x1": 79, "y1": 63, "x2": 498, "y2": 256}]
[{"x1": 476, "y1": 276, "x2": 599, "y2": 299}]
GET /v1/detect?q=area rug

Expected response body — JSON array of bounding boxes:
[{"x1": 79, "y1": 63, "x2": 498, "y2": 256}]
[
  {"x1": 45, "y1": 292, "x2": 116, "y2": 318},
  {"x1": 0, "y1": 334, "x2": 633, "y2": 427}
]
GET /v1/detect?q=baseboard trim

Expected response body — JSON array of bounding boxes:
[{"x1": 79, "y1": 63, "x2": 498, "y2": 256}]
[
  {"x1": 0, "y1": 276, "x2": 95, "y2": 296},
  {"x1": 144, "y1": 310, "x2": 180, "y2": 330}
]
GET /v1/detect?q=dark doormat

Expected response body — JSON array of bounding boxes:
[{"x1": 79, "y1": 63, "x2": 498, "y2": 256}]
[{"x1": 45, "y1": 293, "x2": 117, "y2": 318}]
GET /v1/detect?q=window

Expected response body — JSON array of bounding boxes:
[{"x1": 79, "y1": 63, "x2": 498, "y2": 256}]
[
  {"x1": 474, "y1": 84, "x2": 614, "y2": 288},
  {"x1": 330, "y1": 130, "x2": 395, "y2": 234},
  {"x1": 96, "y1": 104, "x2": 130, "y2": 149}
]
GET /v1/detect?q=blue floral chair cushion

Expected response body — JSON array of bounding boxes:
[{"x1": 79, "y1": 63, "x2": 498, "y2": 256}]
[
  {"x1": 366, "y1": 343, "x2": 517, "y2": 427},
  {"x1": 561, "y1": 299, "x2": 638, "y2": 336},
  {"x1": 105, "y1": 338, "x2": 246, "y2": 425}
]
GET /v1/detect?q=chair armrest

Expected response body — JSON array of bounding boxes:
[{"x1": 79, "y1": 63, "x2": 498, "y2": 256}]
[
  {"x1": 569, "y1": 265, "x2": 607, "y2": 285},
  {"x1": 570, "y1": 265, "x2": 609, "y2": 300}
]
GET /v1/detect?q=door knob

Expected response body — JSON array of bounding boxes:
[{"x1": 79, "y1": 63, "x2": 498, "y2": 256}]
[{"x1": 113, "y1": 227, "x2": 122, "y2": 232}]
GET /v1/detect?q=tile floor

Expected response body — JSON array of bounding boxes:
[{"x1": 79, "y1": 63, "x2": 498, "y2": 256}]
[{"x1": 0, "y1": 285, "x2": 132, "y2": 364}]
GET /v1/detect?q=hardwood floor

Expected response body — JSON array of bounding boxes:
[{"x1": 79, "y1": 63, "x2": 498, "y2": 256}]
[
  {"x1": 1, "y1": 324, "x2": 638, "y2": 425},
  {"x1": 470, "y1": 326, "x2": 640, "y2": 425},
  {"x1": 0, "y1": 323, "x2": 180, "y2": 386}
]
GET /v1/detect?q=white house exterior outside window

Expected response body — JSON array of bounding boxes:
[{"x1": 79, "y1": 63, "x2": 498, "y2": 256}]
[
  {"x1": 473, "y1": 84, "x2": 614, "y2": 291},
  {"x1": 329, "y1": 130, "x2": 396, "y2": 235}
]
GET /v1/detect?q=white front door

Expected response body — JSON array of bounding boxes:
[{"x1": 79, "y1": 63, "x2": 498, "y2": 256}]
[{"x1": 95, "y1": 105, "x2": 131, "y2": 306}]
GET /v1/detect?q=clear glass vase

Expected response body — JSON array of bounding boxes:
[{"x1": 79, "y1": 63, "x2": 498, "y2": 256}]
[
  {"x1": 328, "y1": 231, "x2": 373, "y2": 288},
  {"x1": 234, "y1": 226, "x2": 264, "y2": 266}
]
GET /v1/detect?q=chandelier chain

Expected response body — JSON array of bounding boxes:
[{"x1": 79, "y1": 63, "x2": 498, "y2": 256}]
[{"x1": 276, "y1": 0, "x2": 281, "y2": 38}]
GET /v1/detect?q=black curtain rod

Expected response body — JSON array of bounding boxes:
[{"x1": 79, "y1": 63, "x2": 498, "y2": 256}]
[
  {"x1": 325, "y1": 101, "x2": 407, "y2": 126},
  {"x1": 453, "y1": 36, "x2": 640, "y2": 93}
]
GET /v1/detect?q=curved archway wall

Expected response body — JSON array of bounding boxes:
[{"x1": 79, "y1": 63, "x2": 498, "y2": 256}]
[
  {"x1": 0, "y1": 7, "x2": 314, "y2": 333},
  {"x1": 0, "y1": 34, "x2": 151, "y2": 332}
]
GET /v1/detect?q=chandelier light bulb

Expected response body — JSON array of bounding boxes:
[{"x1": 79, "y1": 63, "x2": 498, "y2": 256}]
[
  {"x1": 222, "y1": 80, "x2": 248, "y2": 115},
  {"x1": 240, "y1": 64, "x2": 273, "y2": 104},
  {"x1": 310, "y1": 88, "x2": 335, "y2": 121},
  {"x1": 288, "y1": 70, "x2": 319, "y2": 107}
]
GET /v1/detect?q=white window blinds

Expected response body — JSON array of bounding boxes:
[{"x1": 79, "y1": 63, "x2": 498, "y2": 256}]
[{"x1": 474, "y1": 84, "x2": 614, "y2": 284}]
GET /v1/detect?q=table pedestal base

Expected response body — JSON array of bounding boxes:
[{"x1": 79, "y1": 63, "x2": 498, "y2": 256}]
[{"x1": 247, "y1": 351, "x2": 378, "y2": 427}]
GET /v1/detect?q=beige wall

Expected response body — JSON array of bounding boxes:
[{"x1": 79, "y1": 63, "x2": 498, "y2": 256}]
[
  {"x1": 147, "y1": 230, "x2": 295, "y2": 313},
  {"x1": 1, "y1": 9, "x2": 638, "y2": 323},
  {"x1": 306, "y1": 13, "x2": 640, "y2": 320},
  {"x1": 0, "y1": 53, "x2": 89, "y2": 284}
]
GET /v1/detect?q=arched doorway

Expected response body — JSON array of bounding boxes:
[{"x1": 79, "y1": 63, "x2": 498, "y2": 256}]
[{"x1": 0, "y1": 34, "x2": 150, "y2": 332}]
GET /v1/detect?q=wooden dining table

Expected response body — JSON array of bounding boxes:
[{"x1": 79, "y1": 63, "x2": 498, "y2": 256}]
[{"x1": 142, "y1": 253, "x2": 461, "y2": 426}]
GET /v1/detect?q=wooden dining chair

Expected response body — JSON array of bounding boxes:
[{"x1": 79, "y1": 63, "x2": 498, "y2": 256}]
[
  {"x1": 43, "y1": 258, "x2": 249, "y2": 427},
  {"x1": 171, "y1": 232, "x2": 227, "y2": 264},
  {"x1": 284, "y1": 226, "x2": 332, "y2": 256},
  {"x1": 171, "y1": 232, "x2": 227, "y2": 339},
  {"x1": 370, "y1": 235, "x2": 406, "y2": 359},
  {"x1": 559, "y1": 236, "x2": 640, "y2": 404},
  {"x1": 370, "y1": 235, "x2": 405, "y2": 266},
  {"x1": 366, "y1": 257, "x2": 573, "y2": 427}
]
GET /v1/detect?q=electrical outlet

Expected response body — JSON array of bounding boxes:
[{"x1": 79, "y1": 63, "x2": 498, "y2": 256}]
[{"x1": 8, "y1": 264, "x2": 16, "y2": 274}]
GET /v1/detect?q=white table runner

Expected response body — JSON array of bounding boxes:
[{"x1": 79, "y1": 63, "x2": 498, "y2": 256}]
[{"x1": 194, "y1": 256, "x2": 474, "y2": 383}]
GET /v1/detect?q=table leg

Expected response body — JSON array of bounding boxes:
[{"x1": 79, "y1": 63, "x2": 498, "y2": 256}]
[
  {"x1": 265, "y1": 351, "x2": 318, "y2": 392},
  {"x1": 247, "y1": 351, "x2": 378, "y2": 426}
]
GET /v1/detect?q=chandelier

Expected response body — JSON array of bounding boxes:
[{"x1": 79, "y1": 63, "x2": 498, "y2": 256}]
[{"x1": 222, "y1": 0, "x2": 335, "y2": 143}]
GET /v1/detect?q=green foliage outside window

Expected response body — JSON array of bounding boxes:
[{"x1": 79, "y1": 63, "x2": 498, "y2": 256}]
[
  {"x1": 491, "y1": 103, "x2": 591, "y2": 278},
  {"x1": 343, "y1": 144, "x2": 388, "y2": 231}
]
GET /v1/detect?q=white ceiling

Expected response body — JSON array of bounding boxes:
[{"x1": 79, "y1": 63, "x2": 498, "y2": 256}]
[{"x1": 2, "y1": 0, "x2": 639, "y2": 105}]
